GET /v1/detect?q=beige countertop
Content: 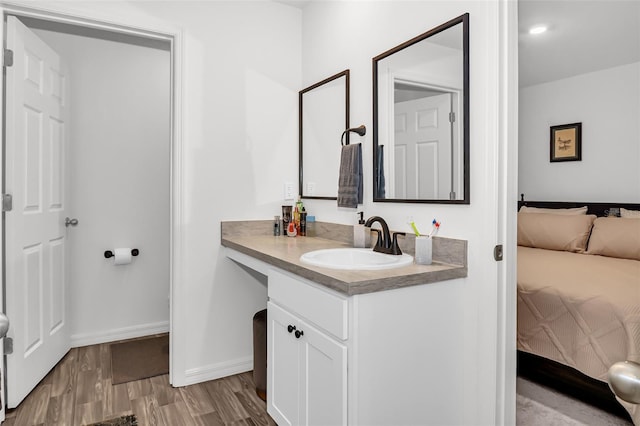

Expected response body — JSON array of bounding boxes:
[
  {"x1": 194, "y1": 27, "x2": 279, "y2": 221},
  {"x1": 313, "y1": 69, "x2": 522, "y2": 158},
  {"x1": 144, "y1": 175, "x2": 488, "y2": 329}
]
[{"x1": 221, "y1": 221, "x2": 467, "y2": 296}]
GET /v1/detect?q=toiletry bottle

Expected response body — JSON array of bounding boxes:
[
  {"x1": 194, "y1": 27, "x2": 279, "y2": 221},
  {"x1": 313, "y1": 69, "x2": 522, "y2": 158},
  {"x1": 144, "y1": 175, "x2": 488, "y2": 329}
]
[
  {"x1": 274, "y1": 215, "x2": 280, "y2": 236},
  {"x1": 287, "y1": 221, "x2": 297, "y2": 237},
  {"x1": 306, "y1": 215, "x2": 316, "y2": 237},
  {"x1": 294, "y1": 196, "x2": 303, "y2": 234},
  {"x1": 282, "y1": 205, "x2": 292, "y2": 235},
  {"x1": 300, "y1": 210, "x2": 307, "y2": 236},
  {"x1": 353, "y1": 212, "x2": 369, "y2": 248}
]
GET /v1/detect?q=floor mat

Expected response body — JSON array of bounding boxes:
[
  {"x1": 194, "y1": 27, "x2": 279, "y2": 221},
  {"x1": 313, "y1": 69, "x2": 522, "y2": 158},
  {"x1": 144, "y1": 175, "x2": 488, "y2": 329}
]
[
  {"x1": 88, "y1": 414, "x2": 138, "y2": 426},
  {"x1": 110, "y1": 334, "x2": 169, "y2": 385}
]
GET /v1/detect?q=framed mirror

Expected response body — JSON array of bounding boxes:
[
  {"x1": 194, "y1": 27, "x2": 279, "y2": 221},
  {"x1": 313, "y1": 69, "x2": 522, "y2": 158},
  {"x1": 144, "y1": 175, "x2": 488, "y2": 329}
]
[
  {"x1": 299, "y1": 70, "x2": 350, "y2": 200},
  {"x1": 373, "y1": 13, "x2": 469, "y2": 204}
]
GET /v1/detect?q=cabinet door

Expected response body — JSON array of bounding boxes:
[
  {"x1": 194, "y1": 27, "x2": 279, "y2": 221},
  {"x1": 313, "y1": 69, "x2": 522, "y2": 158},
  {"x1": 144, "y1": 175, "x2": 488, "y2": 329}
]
[
  {"x1": 300, "y1": 321, "x2": 347, "y2": 426},
  {"x1": 267, "y1": 302, "x2": 301, "y2": 426}
]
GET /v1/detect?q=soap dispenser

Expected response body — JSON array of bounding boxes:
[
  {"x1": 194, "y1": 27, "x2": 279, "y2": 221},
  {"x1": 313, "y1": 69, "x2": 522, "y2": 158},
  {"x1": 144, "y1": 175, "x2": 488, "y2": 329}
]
[{"x1": 353, "y1": 212, "x2": 370, "y2": 248}]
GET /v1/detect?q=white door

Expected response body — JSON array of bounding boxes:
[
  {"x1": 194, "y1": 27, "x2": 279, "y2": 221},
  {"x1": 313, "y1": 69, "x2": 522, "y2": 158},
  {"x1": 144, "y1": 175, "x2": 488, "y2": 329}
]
[
  {"x1": 394, "y1": 93, "x2": 452, "y2": 199},
  {"x1": 4, "y1": 15, "x2": 70, "y2": 408}
]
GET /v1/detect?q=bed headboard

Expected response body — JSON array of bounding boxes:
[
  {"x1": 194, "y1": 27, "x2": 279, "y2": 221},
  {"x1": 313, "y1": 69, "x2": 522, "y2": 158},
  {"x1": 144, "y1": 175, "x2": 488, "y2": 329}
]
[{"x1": 518, "y1": 194, "x2": 640, "y2": 217}]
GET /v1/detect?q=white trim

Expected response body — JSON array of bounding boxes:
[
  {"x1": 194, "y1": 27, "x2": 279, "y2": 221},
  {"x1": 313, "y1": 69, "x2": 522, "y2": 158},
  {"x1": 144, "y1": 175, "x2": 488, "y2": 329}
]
[
  {"x1": 183, "y1": 356, "x2": 254, "y2": 387},
  {"x1": 0, "y1": 1, "x2": 187, "y2": 392},
  {"x1": 70, "y1": 321, "x2": 170, "y2": 348},
  {"x1": 495, "y1": 0, "x2": 519, "y2": 424}
]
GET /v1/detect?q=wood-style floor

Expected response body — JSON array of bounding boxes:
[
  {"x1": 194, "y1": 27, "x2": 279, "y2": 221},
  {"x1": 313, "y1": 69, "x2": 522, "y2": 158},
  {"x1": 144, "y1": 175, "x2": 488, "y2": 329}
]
[{"x1": 4, "y1": 338, "x2": 276, "y2": 426}]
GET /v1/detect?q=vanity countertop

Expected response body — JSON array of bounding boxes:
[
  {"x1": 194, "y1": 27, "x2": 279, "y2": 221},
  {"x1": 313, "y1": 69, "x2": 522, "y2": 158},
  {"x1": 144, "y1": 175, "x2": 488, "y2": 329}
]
[{"x1": 221, "y1": 222, "x2": 467, "y2": 296}]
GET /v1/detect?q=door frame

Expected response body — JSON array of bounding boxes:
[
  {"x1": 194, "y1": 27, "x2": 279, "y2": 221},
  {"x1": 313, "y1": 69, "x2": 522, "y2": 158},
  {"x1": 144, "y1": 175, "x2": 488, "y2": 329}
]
[{"x1": 0, "y1": 1, "x2": 188, "y2": 395}]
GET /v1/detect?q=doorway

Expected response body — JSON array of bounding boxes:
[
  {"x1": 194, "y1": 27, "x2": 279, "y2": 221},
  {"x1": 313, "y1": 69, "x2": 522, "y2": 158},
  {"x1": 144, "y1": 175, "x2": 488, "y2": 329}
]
[{"x1": 1, "y1": 10, "x2": 177, "y2": 416}]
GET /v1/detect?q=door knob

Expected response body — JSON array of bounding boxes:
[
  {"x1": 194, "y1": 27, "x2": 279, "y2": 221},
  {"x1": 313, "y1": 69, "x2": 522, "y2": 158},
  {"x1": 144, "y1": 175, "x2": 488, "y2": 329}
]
[
  {"x1": 0, "y1": 313, "x2": 10, "y2": 339},
  {"x1": 295, "y1": 330, "x2": 304, "y2": 339},
  {"x1": 287, "y1": 325, "x2": 296, "y2": 333},
  {"x1": 65, "y1": 217, "x2": 79, "y2": 227}
]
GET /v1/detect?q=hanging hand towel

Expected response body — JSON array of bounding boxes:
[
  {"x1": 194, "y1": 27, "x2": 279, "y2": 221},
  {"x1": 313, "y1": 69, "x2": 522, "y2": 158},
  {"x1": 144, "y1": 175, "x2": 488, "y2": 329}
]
[
  {"x1": 337, "y1": 143, "x2": 363, "y2": 208},
  {"x1": 376, "y1": 145, "x2": 386, "y2": 199}
]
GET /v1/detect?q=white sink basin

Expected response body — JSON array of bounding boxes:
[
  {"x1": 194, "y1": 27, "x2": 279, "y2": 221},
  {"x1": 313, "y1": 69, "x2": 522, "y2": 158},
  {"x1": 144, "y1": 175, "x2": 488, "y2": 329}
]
[{"x1": 300, "y1": 248, "x2": 413, "y2": 270}]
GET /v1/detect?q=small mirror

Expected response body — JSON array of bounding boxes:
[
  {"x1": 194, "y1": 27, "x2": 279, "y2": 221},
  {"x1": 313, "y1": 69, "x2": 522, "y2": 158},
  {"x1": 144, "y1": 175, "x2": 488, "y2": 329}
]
[
  {"x1": 299, "y1": 70, "x2": 350, "y2": 200},
  {"x1": 373, "y1": 14, "x2": 469, "y2": 203}
]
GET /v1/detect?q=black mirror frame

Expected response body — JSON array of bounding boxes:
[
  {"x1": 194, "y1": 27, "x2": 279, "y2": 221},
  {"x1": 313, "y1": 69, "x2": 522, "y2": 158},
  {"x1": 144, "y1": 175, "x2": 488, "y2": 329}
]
[
  {"x1": 299, "y1": 70, "x2": 350, "y2": 200},
  {"x1": 372, "y1": 13, "x2": 470, "y2": 204}
]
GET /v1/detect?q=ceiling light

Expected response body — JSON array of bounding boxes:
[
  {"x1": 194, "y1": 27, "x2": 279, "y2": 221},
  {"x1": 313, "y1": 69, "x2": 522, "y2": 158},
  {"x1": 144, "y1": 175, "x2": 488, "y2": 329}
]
[{"x1": 529, "y1": 25, "x2": 548, "y2": 35}]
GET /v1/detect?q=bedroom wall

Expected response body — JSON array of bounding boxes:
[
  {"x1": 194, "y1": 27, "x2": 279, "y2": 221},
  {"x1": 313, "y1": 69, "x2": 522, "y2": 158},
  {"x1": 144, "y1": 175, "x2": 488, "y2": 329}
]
[{"x1": 519, "y1": 61, "x2": 640, "y2": 202}]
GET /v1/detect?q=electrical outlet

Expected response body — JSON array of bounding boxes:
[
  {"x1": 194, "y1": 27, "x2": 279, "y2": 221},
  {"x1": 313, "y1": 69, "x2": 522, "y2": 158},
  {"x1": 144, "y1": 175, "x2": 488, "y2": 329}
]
[{"x1": 284, "y1": 182, "x2": 295, "y2": 200}]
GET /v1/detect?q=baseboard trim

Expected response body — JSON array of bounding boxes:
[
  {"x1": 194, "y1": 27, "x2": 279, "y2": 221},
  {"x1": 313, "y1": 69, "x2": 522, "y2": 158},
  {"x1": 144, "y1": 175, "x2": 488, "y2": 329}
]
[
  {"x1": 182, "y1": 356, "x2": 253, "y2": 386},
  {"x1": 70, "y1": 321, "x2": 170, "y2": 347}
]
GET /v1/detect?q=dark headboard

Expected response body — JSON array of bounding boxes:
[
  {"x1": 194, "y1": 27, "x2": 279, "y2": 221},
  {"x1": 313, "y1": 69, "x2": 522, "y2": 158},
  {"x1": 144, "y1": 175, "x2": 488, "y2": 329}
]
[{"x1": 518, "y1": 194, "x2": 640, "y2": 217}]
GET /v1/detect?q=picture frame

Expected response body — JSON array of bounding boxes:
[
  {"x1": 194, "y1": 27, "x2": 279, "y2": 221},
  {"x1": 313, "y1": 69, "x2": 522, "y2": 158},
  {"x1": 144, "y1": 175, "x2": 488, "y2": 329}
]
[{"x1": 550, "y1": 122, "x2": 582, "y2": 162}]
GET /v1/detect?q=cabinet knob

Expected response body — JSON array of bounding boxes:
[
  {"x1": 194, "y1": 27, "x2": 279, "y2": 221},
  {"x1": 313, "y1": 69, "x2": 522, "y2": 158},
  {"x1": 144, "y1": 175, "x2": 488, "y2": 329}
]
[
  {"x1": 295, "y1": 330, "x2": 304, "y2": 339},
  {"x1": 287, "y1": 325, "x2": 296, "y2": 333}
]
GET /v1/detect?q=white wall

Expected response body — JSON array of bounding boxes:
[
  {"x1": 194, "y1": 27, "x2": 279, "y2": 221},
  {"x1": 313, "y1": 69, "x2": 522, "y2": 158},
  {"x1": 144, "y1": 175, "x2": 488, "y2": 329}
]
[
  {"x1": 300, "y1": 2, "x2": 509, "y2": 424},
  {"x1": 519, "y1": 62, "x2": 640, "y2": 202},
  {"x1": 113, "y1": 1, "x2": 303, "y2": 383},
  {"x1": 30, "y1": 26, "x2": 172, "y2": 345}
]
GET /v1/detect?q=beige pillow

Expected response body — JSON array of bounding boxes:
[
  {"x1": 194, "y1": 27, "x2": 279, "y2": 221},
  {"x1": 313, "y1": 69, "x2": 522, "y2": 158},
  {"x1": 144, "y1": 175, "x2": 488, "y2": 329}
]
[
  {"x1": 517, "y1": 212, "x2": 596, "y2": 252},
  {"x1": 519, "y1": 205, "x2": 588, "y2": 215},
  {"x1": 587, "y1": 217, "x2": 640, "y2": 260},
  {"x1": 621, "y1": 208, "x2": 640, "y2": 219}
]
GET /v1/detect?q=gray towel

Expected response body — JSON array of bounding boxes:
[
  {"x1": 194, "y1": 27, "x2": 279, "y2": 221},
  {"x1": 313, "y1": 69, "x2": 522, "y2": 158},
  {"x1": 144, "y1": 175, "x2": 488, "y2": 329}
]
[
  {"x1": 376, "y1": 145, "x2": 386, "y2": 199},
  {"x1": 337, "y1": 143, "x2": 363, "y2": 208}
]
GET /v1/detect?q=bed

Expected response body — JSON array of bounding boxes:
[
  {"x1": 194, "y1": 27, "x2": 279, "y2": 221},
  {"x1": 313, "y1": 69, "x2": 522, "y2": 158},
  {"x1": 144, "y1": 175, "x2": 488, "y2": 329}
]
[{"x1": 517, "y1": 198, "x2": 640, "y2": 422}]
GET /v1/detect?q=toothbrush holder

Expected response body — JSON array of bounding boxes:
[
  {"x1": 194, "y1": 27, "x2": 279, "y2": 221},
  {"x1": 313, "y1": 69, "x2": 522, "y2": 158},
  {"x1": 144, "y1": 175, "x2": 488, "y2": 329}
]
[{"x1": 414, "y1": 235, "x2": 432, "y2": 265}]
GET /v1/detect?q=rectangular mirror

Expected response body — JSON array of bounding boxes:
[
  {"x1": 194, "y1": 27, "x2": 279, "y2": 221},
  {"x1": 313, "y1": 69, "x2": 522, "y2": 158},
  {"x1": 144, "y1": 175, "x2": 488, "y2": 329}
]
[
  {"x1": 373, "y1": 14, "x2": 469, "y2": 204},
  {"x1": 299, "y1": 70, "x2": 350, "y2": 200}
]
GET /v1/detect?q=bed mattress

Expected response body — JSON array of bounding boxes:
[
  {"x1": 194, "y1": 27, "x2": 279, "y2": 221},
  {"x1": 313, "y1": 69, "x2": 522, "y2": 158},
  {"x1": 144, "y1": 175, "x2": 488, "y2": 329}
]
[
  {"x1": 518, "y1": 246, "x2": 640, "y2": 421},
  {"x1": 518, "y1": 246, "x2": 640, "y2": 380}
]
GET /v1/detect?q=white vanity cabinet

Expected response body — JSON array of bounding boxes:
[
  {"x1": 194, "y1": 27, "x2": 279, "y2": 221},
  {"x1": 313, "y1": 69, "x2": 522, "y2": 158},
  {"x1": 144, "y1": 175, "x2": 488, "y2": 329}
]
[
  {"x1": 223, "y1": 239, "x2": 467, "y2": 425},
  {"x1": 267, "y1": 269, "x2": 348, "y2": 426}
]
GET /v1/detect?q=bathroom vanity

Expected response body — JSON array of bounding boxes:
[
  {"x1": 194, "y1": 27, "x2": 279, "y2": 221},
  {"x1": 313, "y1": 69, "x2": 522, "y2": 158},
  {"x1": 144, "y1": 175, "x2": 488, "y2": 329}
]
[{"x1": 221, "y1": 220, "x2": 467, "y2": 425}]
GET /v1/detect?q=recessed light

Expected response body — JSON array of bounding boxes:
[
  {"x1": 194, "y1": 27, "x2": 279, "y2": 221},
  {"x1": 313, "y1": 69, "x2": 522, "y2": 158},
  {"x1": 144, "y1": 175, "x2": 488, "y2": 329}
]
[{"x1": 529, "y1": 25, "x2": 548, "y2": 35}]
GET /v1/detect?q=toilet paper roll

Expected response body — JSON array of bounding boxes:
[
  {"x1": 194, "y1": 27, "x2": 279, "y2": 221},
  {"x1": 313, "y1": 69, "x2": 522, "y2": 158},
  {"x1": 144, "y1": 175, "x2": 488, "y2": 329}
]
[{"x1": 114, "y1": 248, "x2": 132, "y2": 265}]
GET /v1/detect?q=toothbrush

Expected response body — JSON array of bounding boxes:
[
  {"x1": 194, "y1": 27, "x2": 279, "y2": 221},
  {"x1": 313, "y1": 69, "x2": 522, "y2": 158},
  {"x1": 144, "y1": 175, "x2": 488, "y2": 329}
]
[
  {"x1": 409, "y1": 221, "x2": 421, "y2": 236},
  {"x1": 428, "y1": 219, "x2": 441, "y2": 238}
]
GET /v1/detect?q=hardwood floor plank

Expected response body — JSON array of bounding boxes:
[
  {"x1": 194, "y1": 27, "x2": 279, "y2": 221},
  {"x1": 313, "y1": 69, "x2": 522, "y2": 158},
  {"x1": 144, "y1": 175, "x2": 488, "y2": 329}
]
[
  {"x1": 192, "y1": 410, "x2": 225, "y2": 426},
  {"x1": 100, "y1": 342, "x2": 112, "y2": 380},
  {"x1": 14, "y1": 383, "x2": 52, "y2": 425},
  {"x1": 234, "y1": 388, "x2": 276, "y2": 426},
  {"x1": 75, "y1": 369, "x2": 102, "y2": 405},
  {"x1": 179, "y1": 382, "x2": 217, "y2": 417},
  {"x1": 46, "y1": 393, "x2": 75, "y2": 425},
  {"x1": 75, "y1": 400, "x2": 104, "y2": 425},
  {"x1": 50, "y1": 349, "x2": 78, "y2": 398},
  {"x1": 150, "y1": 374, "x2": 181, "y2": 407},
  {"x1": 127, "y1": 378, "x2": 153, "y2": 400},
  {"x1": 77, "y1": 344, "x2": 100, "y2": 372},
  {"x1": 159, "y1": 400, "x2": 197, "y2": 426},
  {"x1": 203, "y1": 379, "x2": 250, "y2": 423},
  {"x1": 2, "y1": 417, "x2": 16, "y2": 426},
  {"x1": 111, "y1": 381, "x2": 133, "y2": 415},
  {"x1": 131, "y1": 395, "x2": 166, "y2": 426}
]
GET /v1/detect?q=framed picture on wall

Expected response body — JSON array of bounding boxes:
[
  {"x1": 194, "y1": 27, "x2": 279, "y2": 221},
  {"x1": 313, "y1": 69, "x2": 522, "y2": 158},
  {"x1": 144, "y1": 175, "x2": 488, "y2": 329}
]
[{"x1": 550, "y1": 122, "x2": 582, "y2": 162}]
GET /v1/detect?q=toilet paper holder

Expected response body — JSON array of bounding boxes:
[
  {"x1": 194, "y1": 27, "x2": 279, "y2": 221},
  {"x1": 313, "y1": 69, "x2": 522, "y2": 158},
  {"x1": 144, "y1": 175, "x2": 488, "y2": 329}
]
[{"x1": 104, "y1": 249, "x2": 139, "y2": 259}]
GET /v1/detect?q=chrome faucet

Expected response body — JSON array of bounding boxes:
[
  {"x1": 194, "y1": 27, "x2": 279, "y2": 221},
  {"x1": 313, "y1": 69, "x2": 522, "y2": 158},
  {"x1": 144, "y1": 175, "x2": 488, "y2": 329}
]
[{"x1": 364, "y1": 216, "x2": 405, "y2": 255}]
